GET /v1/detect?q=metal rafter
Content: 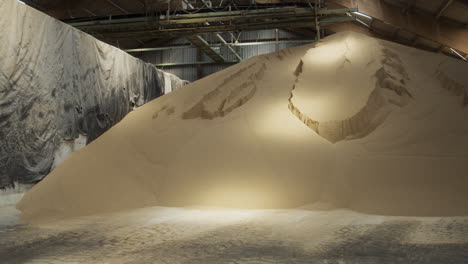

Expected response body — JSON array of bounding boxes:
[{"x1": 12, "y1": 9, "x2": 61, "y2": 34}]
[
  {"x1": 70, "y1": 8, "x2": 357, "y2": 28},
  {"x1": 95, "y1": 21, "x2": 341, "y2": 40},
  {"x1": 82, "y1": 8, "x2": 97, "y2": 17},
  {"x1": 154, "y1": 61, "x2": 237, "y2": 67},
  {"x1": 105, "y1": 0, "x2": 129, "y2": 14},
  {"x1": 69, "y1": 7, "x2": 356, "y2": 40},
  {"x1": 182, "y1": 0, "x2": 242, "y2": 62},
  {"x1": 186, "y1": 35, "x2": 226, "y2": 63},
  {"x1": 214, "y1": 34, "x2": 242, "y2": 61},
  {"x1": 436, "y1": 0, "x2": 454, "y2": 20},
  {"x1": 124, "y1": 39, "x2": 316, "y2": 53}
]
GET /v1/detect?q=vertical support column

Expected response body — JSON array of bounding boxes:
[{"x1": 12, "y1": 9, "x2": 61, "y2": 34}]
[
  {"x1": 196, "y1": 47, "x2": 203, "y2": 80},
  {"x1": 275, "y1": 28, "x2": 279, "y2": 52},
  {"x1": 167, "y1": 0, "x2": 170, "y2": 20},
  {"x1": 314, "y1": 0, "x2": 320, "y2": 41}
]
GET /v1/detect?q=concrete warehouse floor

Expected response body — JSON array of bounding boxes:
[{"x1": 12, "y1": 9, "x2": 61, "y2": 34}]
[{"x1": 1, "y1": 205, "x2": 468, "y2": 264}]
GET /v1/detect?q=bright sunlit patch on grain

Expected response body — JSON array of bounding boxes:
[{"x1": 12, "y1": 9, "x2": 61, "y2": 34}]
[
  {"x1": 304, "y1": 41, "x2": 346, "y2": 66},
  {"x1": 255, "y1": 100, "x2": 315, "y2": 142}
]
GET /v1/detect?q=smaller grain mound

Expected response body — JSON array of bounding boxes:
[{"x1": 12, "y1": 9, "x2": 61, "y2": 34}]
[{"x1": 182, "y1": 60, "x2": 267, "y2": 119}]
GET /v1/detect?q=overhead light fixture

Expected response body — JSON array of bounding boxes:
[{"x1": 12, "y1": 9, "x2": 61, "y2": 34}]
[
  {"x1": 352, "y1": 11, "x2": 372, "y2": 20},
  {"x1": 450, "y1": 48, "x2": 468, "y2": 62},
  {"x1": 347, "y1": 12, "x2": 370, "y2": 28}
]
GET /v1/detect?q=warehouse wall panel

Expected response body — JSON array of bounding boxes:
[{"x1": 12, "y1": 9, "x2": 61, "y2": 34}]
[{"x1": 139, "y1": 29, "x2": 304, "y2": 82}]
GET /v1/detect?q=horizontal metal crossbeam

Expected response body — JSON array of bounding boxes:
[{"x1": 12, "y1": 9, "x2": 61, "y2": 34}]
[
  {"x1": 68, "y1": 7, "x2": 357, "y2": 41},
  {"x1": 154, "y1": 61, "x2": 238, "y2": 67},
  {"x1": 69, "y1": 8, "x2": 358, "y2": 28},
  {"x1": 124, "y1": 39, "x2": 316, "y2": 53}
]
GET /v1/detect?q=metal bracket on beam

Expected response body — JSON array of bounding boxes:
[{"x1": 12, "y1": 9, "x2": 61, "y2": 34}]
[{"x1": 214, "y1": 34, "x2": 242, "y2": 61}]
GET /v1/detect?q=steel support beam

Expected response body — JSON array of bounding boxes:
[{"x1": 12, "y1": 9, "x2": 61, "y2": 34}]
[
  {"x1": 436, "y1": 0, "x2": 454, "y2": 20},
  {"x1": 182, "y1": 0, "x2": 242, "y2": 61},
  {"x1": 79, "y1": 18, "x2": 353, "y2": 40},
  {"x1": 315, "y1": 0, "x2": 320, "y2": 40},
  {"x1": 182, "y1": 0, "x2": 241, "y2": 61},
  {"x1": 126, "y1": 45, "x2": 194, "y2": 52},
  {"x1": 155, "y1": 61, "x2": 237, "y2": 67},
  {"x1": 186, "y1": 35, "x2": 226, "y2": 63},
  {"x1": 69, "y1": 7, "x2": 356, "y2": 28},
  {"x1": 196, "y1": 47, "x2": 203, "y2": 79},
  {"x1": 105, "y1": 0, "x2": 129, "y2": 14},
  {"x1": 450, "y1": 48, "x2": 468, "y2": 62},
  {"x1": 327, "y1": 0, "x2": 468, "y2": 54},
  {"x1": 68, "y1": 7, "x2": 355, "y2": 45},
  {"x1": 81, "y1": 8, "x2": 97, "y2": 17},
  {"x1": 155, "y1": 7, "x2": 357, "y2": 20},
  {"x1": 124, "y1": 39, "x2": 315, "y2": 53},
  {"x1": 275, "y1": 29, "x2": 279, "y2": 52},
  {"x1": 214, "y1": 34, "x2": 242, "y2": 61}
]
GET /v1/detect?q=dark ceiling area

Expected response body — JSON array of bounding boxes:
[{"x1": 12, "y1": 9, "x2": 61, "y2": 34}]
[{"x1": 19, "y1": 0, "x2": 468, "y2": 60}]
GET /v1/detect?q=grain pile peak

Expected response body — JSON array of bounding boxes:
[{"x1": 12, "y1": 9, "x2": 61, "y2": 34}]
[
  {"x1": 289, "y1": 32, "x2": 414, "y2": 143},
  {"x1": 18, "y1": 32, "x2": 468, "y2": 223}
]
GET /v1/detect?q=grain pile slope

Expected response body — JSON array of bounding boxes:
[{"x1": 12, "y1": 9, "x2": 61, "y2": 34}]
[{"x1": 18, "y1": 32, "x2": 468, "y2": 223}]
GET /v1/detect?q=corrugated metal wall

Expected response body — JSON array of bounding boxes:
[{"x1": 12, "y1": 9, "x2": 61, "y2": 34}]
[{"x1": 138, "y1": 29, "x2": 306, "y2": 82}]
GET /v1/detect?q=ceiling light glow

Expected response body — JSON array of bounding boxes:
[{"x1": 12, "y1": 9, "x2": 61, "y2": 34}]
[
  {"x1": 450, "y1": 48, "x2": 467, "y2": 62},
  {"x1": 352, "y1": 11, "x2": 372, "y2": 20}
]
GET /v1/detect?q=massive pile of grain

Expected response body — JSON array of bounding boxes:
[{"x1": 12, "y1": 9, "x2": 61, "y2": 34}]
[{"x1": 18, "y1": 32, "x2": 468, "y2": 223}]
